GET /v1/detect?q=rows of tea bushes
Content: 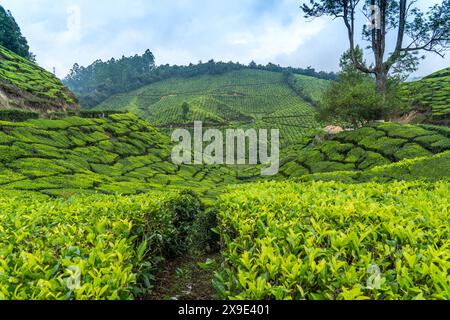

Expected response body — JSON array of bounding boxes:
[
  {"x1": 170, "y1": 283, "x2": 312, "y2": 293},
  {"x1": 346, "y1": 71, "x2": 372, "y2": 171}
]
[
  {"x1": 0, "y1": 113, "x2": 252, "y2": 200},
  {"x1": 0, "y1": 45, "x2": 76, "y2": 107},
  {"x1": 0, "y1": 190, "x2": 203, "y2": 299},
  {"x1": 401, "y1": 67, "x2": 450, "y2": 121},
  {"x1": 279, "y1": 122, "x2": 450, "y2": 177},
  {"x1": 95, "y1": 70, "x2": 321, "y2": 145},
  {"x1": 299, "y1": 151, "x2": 450, "y2": 183},
  {"x1": 215, "y1": 181, "x2": 450, "y2": 300}
]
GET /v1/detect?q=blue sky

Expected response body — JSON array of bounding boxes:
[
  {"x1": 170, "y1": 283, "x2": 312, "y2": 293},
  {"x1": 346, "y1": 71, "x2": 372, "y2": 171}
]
[{"x1": 1, "y1": 0, "x2": 449, "y2": 78}]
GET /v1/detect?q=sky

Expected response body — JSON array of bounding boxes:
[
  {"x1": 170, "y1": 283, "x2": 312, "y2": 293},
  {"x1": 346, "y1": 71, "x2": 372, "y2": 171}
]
[{"x1": 1, "y1": 0, "x2": 449, "y2": 79}]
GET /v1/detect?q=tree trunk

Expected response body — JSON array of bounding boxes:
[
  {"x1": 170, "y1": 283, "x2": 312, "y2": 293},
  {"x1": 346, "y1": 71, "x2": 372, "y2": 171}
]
[
  {"x1": 375, "y1": 71, "x2": 388, "y2": 95},
  {"x1": 376, "y1": 70, "x2": 388, "y2": 120}
]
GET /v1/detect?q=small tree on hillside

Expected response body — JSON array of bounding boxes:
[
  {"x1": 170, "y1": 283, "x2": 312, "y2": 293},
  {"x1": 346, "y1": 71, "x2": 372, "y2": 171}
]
[
  {"x1": 182, "y1": 102, "x2": 190, "y2": 120},
  {"x1": 319, "y1": 49, "x2": 405, "y2": 128}
]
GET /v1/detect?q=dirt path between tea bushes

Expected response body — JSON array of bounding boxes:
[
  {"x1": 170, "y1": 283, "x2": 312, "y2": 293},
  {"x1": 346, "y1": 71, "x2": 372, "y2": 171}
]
[{"x1": 146, "y1": 254, "x2": 221, "y2": 300}]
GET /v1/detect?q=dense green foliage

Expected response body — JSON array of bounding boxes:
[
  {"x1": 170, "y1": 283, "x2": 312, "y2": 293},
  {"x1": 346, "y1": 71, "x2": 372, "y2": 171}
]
[
  {"x1": 319, "y1": 48, "x2": 405, "y2": 127},
  {"x1": 0, "y1": 190, "x2": 204, "y2": 299},
  {"x1": 0, "y1": 46, "x2": 77, "y2": 110},
  {"x1": 64, "y1": 53, "x2": 337, "y2": 108},
  {"x1": 279, "y1": 122, "x2": 450, "y2": 177},
  {"x1": 95, "y1": 70, "x2": 324, "y2": 145},
  {"x1": 0, "y1": 113, "x2": 255, "y2": 200},
  {"x1": 0, "y1": 6, "x2": 33, "y2": 60},
  {"x1": 401, "y1": 67, "x2": 450, "y2": 121},
  {"x1": 299, "y1": 151, "x2": 450, "y2": 183},
  {"x1": 0, "y1": 111, "x2": 447, "y2": 301},
  {"x1": 215, "y1": 181, "x2": 449, "y2": 300},
  {"x1": 0, "y1": 109, "x2": 39, "y2": 122}
]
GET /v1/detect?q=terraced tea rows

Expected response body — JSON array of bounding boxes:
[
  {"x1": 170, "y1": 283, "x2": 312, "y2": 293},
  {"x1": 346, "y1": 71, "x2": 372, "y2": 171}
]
[
  {"x1": 95, "y1": 70, "x2": 321, "y2": 144},
  {"x1": 0, "y1": 113, "x2": 257, "y2": 200},
  {"x1": 299, "y1": 151, "x2": 450, "y2": 183},
  {"x1": 279, "y1": 123, "x2": 450, "y2": 177},
  {"x1": 0, "y1": 45, "x2": 77, "y2": 110},
  {"x1": 401, "y1": 67, "x2": 450, "y2": 121}
]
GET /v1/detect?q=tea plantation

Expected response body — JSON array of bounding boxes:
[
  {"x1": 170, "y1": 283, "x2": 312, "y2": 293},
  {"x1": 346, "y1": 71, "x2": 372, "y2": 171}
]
[
  {"x1": 279, "y1": 122, "x2": 450, "y2": 177},
  {"x1": 94, "y1": 70, "x2": 322, "y2": 145},
  {"x1": 0, "y1": 46, "x2": 77, "y2": 111},
  {"x1": 402, "y1": 67, "x2": 450, "y2": 121},
  {"x1": 0, "y1": 113, "x2": 448, "y2": 300},
  {"x1": 216, "y1": 181, "x2": 449, "y2": 300},
  {"x1": 0, "y1": 113, "x2": 255, "y2": 200},
  {"x1": 0, "y1": 189, "x2": 204, "y2": 299}
]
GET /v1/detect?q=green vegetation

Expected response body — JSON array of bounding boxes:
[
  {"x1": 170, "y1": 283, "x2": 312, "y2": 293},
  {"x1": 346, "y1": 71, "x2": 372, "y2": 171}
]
[
  {"x1": 0, "y1": 107, "x2": 450, "y2": 299},
  {"x1": 0, "y1": 46, "x2": 77, "y2": 111},
  {"x1": 0, "y1": 190, "x2": 205, "y2": 299},
  {"x1": 215, "y1": 181, "x2": 449, "y2": 300},
  {"x1": 319, "y1": 49, "x2": 405, "y2": 128},
  {"x1": 0, "y1": 5, "x2": 34, "y2": 60},
  {"x1": 0, "y1": 113, "x2": 255, "y2": 200},
  {"x1": 95, "y1": 69, "x2": 324, "y2": 145},
  {"x1": 0, "y1": 111, "x2": 447, "y2": 300},
  {"x1": 279, "y1": 122, "x2": 450, "y2": 177},
  {"x1": 299, "y1": 151, "x2": 450, "y2": 183},
  {"x1": 289, "y1": 74, "x2": 329, "y2": 106},
  {"x1": 401, "y1": 67, "x2": 450, "y2": 121},
  {"x1": 64, "y1": 54, "x2": 337, "y2": 108}
]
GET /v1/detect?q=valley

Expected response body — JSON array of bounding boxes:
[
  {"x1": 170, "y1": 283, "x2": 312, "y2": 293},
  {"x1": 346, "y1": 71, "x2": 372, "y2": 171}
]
[{"x1": 0, "y1": 1, "x2": 449, "y2": 302}]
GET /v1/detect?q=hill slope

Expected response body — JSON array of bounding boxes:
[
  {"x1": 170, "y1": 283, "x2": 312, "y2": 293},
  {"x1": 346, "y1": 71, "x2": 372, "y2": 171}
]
[
  {"x1": 95, "y1": 70, "x2": 326, "y2": 144},
  {"x1": 0, "y1": 113, "x2": 449, "y2": 300},
  {"x1": 0, "y1": 113, "x2": 257, "y2": 199},
  {"x1": 401, "y1": 67, "x2": 450, "y2": 122},
  {"x1": 279, "y1": 122, "x2": 450, "y2": 177},
  {"x1": 0, "y1": 113, "x2": 448, "y2": 199},
  {"x1": 0, "y1": 45, "x2": 77, "y2": 112}
]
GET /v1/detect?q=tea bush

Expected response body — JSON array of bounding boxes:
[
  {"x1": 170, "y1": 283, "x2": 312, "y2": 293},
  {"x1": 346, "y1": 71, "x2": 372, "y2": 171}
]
[
  {"x1": 0, "y1": 190, "x2": 203, "y2": 300},
  {"x1": 279, "y1": 122, "x2": 450, "y2": 177},
  {"x1": 215, "y1": 181, "x2": 449, "y2": 300}
]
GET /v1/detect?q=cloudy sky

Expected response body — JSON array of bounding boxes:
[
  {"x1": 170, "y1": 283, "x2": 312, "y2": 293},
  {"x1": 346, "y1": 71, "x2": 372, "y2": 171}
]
[{"x1": 1, "y1": 0, "x2": 449, "y2": 78}]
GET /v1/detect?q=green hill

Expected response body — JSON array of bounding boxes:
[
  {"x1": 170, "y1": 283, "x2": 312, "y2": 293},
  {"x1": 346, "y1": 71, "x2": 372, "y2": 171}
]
[
  {"x1": 0, "y1": 112, "x2": 448, "y2": 299},
  {"x1": 0, "y1": 45, "x2": 78, "y2": 112},
  {"x1": 0, "y1": 112, "x2": 258, "y2": 200},
  {"x1": 401, "y1": 67, "x2": 450, "y2": 122},
  {"x1": 95, "y1": 70, "x2": 326, "y2": 144},
  {"x1": 279, "y1": 122, "x2": 450, "y2": 177}
]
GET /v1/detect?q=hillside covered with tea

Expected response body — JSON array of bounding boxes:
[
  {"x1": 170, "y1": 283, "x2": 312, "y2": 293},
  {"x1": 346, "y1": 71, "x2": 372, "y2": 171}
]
[
  {"x1": 402, "y1": 67, "x2": 450, "y2": 122},
  {"x1": 0, "y1": 46, "x2": 78, "y2": 113}
]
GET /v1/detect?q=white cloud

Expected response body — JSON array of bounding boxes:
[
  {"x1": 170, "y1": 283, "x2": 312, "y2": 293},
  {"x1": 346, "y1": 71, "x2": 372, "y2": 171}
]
[{"x1": 0, "y1": 0, "x2": 448, "y2": 78}]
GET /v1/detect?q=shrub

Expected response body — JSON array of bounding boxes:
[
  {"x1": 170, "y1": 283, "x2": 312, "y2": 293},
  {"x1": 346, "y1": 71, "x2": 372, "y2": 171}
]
[
  {"x1": 394, "y1": 143, "x2": 431, "y2": 161},
  {"x1": 0, "y1": 109, "x2": 39, "y2": 122},
  {"x1": 215, "y1": 181, "x2": 450, "y2": 300},
  {"x1": 164, "y1": 190, "x2": 204, "y2": 255},
  {"x1": 0, "y1": 190, "x2": 209, "y2": 300}
]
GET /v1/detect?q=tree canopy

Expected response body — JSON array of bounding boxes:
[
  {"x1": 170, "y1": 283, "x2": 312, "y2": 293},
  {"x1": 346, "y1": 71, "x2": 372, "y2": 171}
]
[
  {"x1": 319, "y1": 49, "x2": 405, "y2": 127},
  {"x1": 0, "y1": 5, "x2": 34, "y2": 60},
  {"x1": 302, "y1": 0, "x2": 450, "y2": 94}
]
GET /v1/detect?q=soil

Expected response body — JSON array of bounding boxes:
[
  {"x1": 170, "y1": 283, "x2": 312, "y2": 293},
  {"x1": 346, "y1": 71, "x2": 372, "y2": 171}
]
[{"x1": 146, "y1": 253, "x2": 222, "y2": 301}]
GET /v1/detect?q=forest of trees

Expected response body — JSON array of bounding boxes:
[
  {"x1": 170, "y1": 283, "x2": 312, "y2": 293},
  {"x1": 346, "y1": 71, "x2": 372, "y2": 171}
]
[
  {"x1": 0, "y1": 5, "x2": 34, "y2": 60},
  {"x1": 63, "y1": 52, "x2": 338, "y2": 108}
]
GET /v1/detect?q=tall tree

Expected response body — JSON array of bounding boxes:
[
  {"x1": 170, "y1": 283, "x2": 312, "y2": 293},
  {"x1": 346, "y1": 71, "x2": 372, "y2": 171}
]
[
  {"x1": 301, "y1": 0, "x2": 450, "y2": 94},
  {"x1": 319, "y1": 48, "x2": 404, "y2": 127},
  {"x1": 0, "y1": 5, "x2": 34, "y2": 60}
]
